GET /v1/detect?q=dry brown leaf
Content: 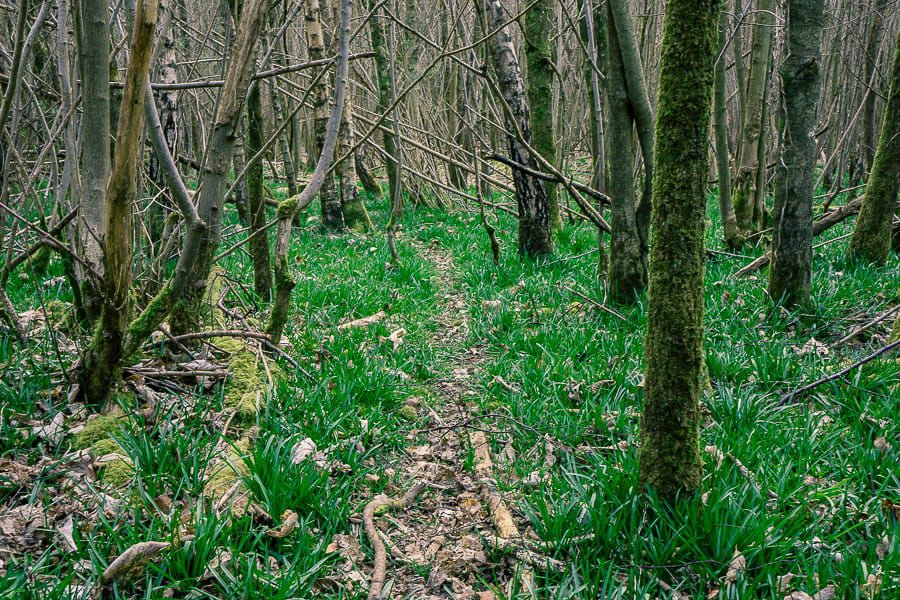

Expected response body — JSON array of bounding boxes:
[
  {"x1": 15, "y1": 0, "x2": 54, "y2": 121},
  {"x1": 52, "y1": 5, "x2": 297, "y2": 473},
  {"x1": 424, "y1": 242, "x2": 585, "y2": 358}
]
[
  {"x1": 862, "y1": 573, "x2": 882, "y2": 599},
  {"x1": 101, "y1": 541, "x2": 171, "y2": 583},
  {"x1": 725, "y1": 549, "x2": 746, "y2": 583},
  {"x1": 874, "y1": 436, "x2": 891, "y2": 454},
  {"x1": 265, "y1": 510, "x2": 299, "y2": 538},
  {"x1": 387, "y1": 327, "x2": 406, "y2": 350},
  {"x1": 290, "y1": 438, "x2": 317, "y2": 464}
]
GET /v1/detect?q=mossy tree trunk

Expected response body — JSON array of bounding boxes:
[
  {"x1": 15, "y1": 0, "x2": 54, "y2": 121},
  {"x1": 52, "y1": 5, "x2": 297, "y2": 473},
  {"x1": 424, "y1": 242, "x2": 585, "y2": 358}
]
[
  {"x1": 480, "y1": 0, "x2": 552, "y2": 257},
  {"x1": 268, "y1": 0, "x2": 351, "y2": 345},
  {"x1": 768, "y1": 0, "x2": 826, "y2": 307},
  {"x1": 861, "y1": 0, "x2": 889, "y2": 175},
  {"x1": 603, "y1": 5, "x2": 644, "y2": 303},
  {"x1": 848, "y1": 35, "x2": 899, "y2": 265},
  {"x1": 79, "y1": 0, "x2": 158, "y2": 406},
  {"x1": 607, "y1": 0, "x2": 654, "y2": 265},
  {"x1": 524, "y1": 0, "x2": 560, "y2": 231},
  {"x1": 638, "y1": 0, "x2": 720, "y2": 500},
  {"x1": 246, "y1": 83, "x2": 272, "y2": 298},
  {"x1": 731, "y1": 0, "x2": 774, "y2": 237}
]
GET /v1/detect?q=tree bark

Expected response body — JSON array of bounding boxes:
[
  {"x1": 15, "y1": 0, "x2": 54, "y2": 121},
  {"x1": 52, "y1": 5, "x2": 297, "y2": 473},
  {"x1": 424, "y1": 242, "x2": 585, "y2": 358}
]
[
  {"x1": 79, "y1": 0, "x2": 159, "y2": 406},
  {"x1": 607, "y1": 0, "x2": 654, "y2": 261},
  {"x1": 246, "y1": 83, "x2": 272, "y2": 298},
  {"x1": 268, "y1": 0, "x2": 352, "y2": 345},
  {"x1": 480, "y1": 0, "x2": 552, "y2": 257},
  {"x1": 768, "y1": 0, "x2": 826, "y2": 307},
  {"x1": 525, "y1": 0, "x2": 560, "y2": 230},
  {"x1": 307, "y1": 0, "x2": 343, "y2": 231},
  {"x1": 849, "y1": 35, "x2": 899, "y2": 264},
  {"x1": 714, "y1": 6, "x2": 741, "y2": 248},
  {"x1": 169, "y1": 0, "x2": 269, "y2": 335},
  {"x1": 604, "y1": 5, "x2": 644, "y2": 303},
  {"x1": 639, "y1": 0, "x2": 720, "y2": 500},
  {"x1": 861, "y1": 0, "x2": 889, "y2": 174},
  {"x1": 731, "y1": 0, "x2": 775, "y2": 236},
  {"x1": 77, "y1": 0, "x2": 111, "y2": 319},
  {"x1": 369, "y1": 0, "x2": 402, "y2": 205}
]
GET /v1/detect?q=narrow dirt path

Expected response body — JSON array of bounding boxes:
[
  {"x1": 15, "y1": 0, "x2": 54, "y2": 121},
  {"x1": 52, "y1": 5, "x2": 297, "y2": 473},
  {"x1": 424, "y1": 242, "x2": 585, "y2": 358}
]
[{"x1": 332, "y1": 237, "x2": 552, "y2": 599}]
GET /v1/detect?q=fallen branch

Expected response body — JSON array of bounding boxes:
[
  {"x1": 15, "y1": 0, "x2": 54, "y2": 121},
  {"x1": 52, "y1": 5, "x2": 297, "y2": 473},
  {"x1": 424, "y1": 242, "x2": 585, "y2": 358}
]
[
  {"x1": 363, "y1": 481, "x2": 427, "y2": 600},
  {"x1": 778, "y1": 339, "x2": 900, "y2": 405},
  {"x1": 484, "y1": 153, "x2": 611, "y2": 206},
  {"x1": 833, "y1": 305, "x2": 900, "y2": 347}
]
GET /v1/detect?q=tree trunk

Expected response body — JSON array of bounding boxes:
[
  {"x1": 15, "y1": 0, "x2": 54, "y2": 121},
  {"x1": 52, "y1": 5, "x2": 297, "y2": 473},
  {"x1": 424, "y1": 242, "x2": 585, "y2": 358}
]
[
  {"x1": 849, "y1": 35, "x2": 899, "y2": 265},
  {"x1": 246, "y1": 83, "x2": 272, "y2": 298},
  {"x1": 861, "y1": 0, "x2": 889, "y2": 174},
  {"x1": 714, "y1": 6, "x2": 740, "y2": 248},
  {"x1": 79, "y1": 0, "x2": 159, "y2": 406},
  {"x1": 607, "y1": 0, "x2": 654, "y2": 262},
  {"x1": 731, "y1": 0, "x2": 775, "y2": 236},
  {"x1": 604, "y1": 5, "x2": 644, "y2": 302},
  {"x1": 481, "y1": 0, "x2": 552, "y2": 257},
  {"x1": 577, "y1": 0, "x2": 605, "y2": 192},
  {"x1": 639, "y1": 0, "x2": 720, "y2": 500},
  {"x1": 768, "y1": 0, "x2": 826, "y2": 307},
  {"x1": 524, "y1": 0, "x2": 560, "y2": 231},
  {"x1": 169, "y1": 0, "x2": 268, "y2": 335},
  {"x1": 369, "y1": 0, "x2": 402, "y2": 204},
  {"x1": 77, "y1": 0, "x2": 111, "y2": 320},
  {"x1": 268, "y1": 0, "x2": 351, "y2": 345}
]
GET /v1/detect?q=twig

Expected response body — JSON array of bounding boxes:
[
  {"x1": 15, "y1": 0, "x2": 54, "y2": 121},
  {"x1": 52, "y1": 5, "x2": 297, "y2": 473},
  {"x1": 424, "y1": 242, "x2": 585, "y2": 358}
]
[
  {"x1": 833, "y1": 305, "x2": 899, "y2": 347},
  {"x1": 561, "y1": 285, "x2": 626, "y2": 321},
  {"x1": 363, "y1": 481, "x2": 427, "y2": 600},
  {"x1": 778, "y1": 340, "x2": 900, "y2": 405}
]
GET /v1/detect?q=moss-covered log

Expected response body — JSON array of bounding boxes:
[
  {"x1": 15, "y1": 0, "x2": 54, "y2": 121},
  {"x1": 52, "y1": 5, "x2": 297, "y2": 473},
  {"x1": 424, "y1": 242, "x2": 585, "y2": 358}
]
[
  {"x1": 848, "y1": 35, "x2": 900, "y2": 265},
  {"x1": 638, "y1": 0, "x2": 720, "y2": 500}
]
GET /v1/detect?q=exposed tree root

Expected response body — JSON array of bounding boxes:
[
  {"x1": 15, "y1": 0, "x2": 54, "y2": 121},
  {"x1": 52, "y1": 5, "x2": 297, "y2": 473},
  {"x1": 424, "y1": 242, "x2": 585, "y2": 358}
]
[{"x1": 363, "y1": 481, "x2": 427, "y2": 600}]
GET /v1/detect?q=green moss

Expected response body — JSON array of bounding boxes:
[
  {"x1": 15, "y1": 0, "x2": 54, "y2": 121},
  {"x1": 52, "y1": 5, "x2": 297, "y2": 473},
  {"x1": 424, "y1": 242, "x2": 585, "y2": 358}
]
[
  {"x1": 72, "y1": 409, "x2": 127, "y2": 449},
  {"x1": 91, "y1": 437, "x2": 122, "y2": 455},
  {"x1": 397, "y1": 405, "x2": 418, "y2": 421},
  {"x1": 99, "y1": 458, "x2": 134, "y2": 487},
  {"x1": 221, "y1": 343, "x2": 265, "y2": 424},
  {"x1": 204, "y1": 437, "x2": 252, "y2": 500},
  {"x1": 276, "y1": 196, "x2": 300, "y2": 220},
  {"x1": 890, "y1": 314, "x2": 900, "y2": 343},
  {"x1": 125, "y1": 283, "x2": 173, "y2": 356},
  {"x1": 341, "y1": 198, "x2": 373, "y2": 233}
]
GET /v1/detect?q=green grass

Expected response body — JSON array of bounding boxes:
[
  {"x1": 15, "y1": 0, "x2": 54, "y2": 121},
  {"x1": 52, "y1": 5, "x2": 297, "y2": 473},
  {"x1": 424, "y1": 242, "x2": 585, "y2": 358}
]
[{"x1": 0, "y1": 187, "x2": 897, "y2": 598}]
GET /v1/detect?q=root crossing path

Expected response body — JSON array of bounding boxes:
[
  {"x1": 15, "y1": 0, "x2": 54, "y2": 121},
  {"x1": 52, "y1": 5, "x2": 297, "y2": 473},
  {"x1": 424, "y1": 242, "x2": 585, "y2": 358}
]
[{"x1": 341, "y1": 237, "x2": 558, "y2": 599}]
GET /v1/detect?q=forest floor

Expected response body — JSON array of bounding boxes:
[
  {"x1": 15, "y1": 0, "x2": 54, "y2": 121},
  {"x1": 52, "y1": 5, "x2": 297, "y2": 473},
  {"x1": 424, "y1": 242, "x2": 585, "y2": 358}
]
[{"x1": 0, "y1": 190, "x2": 898, "y2": 599}]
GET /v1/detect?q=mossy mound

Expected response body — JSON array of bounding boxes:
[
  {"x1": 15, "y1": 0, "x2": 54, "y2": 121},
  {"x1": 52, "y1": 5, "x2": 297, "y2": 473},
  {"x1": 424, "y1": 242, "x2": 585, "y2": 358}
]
[
  {"x1": 98, "y1": 457, "x2": 134, "y2": 487},
  {"x1": 204, "y1": 437, "x2": 252, "y2": 502},
  {"x1": 72, "y1": 408, "x2": 127, "y2": 449}
]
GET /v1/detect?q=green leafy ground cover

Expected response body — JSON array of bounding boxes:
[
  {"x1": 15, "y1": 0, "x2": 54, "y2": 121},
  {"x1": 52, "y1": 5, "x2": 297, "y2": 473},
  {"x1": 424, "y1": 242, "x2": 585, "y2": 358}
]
[{"x1": 0, "y1": 189, "x2": 896, "y2": 598}]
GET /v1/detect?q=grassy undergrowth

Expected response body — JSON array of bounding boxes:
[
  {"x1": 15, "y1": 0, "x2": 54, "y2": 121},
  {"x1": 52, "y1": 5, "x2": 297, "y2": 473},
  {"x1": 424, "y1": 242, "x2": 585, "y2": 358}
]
[
  {"x1": 1, "y1": 188, "x2": 897, "y2": 598},
  {"x1": 415, "y1": 195, "x2": 899, "y2": 598}
]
